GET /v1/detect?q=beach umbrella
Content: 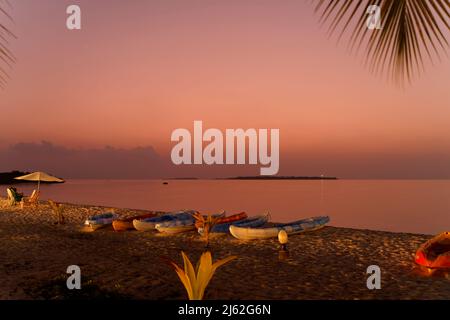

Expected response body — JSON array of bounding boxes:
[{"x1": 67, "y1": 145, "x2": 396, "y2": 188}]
[{"x1": 14, "y1": 171, "x2": 64, "y2": 192}]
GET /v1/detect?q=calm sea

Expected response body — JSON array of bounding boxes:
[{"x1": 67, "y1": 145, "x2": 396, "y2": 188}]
[{"x1": 8, "y1": 179, "x2": 450, "y2": 235}]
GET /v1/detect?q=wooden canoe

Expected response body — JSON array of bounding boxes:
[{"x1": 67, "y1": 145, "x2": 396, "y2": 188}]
[
  {"x1": 415, "y1": 232, "x2": 450, "y2": 269},
  {"x1": 230, "y1": 216, "x2": 330, "y2": 240},
  {"x1": 112, "y1": 212, "x2": 156, "y2": 232}
]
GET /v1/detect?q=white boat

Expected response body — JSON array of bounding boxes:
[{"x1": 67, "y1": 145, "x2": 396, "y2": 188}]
[{"x1": 229, "y1": 216, "x2": 330, "y2": 240}]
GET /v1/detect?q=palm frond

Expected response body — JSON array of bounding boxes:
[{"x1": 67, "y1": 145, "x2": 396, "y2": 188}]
[
  {"x1": 313, "y1": 0, "x2": 450, "y2": 84},
  {"x1": 0, "y1": 0, "x2": 16, "y2": 88}
]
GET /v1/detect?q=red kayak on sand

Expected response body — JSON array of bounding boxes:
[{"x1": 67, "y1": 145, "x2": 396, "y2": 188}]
[
  {"x1": 217, "y1": 212, "x2": 247, "y2": 224},
  {"x1": 415, "y1": 232, "x2": 450, "y2": 269}
]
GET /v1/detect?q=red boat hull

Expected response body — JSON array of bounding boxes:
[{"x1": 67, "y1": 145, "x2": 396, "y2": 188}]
[{"x1": 415, "y1": 232, "x2": 450, "y2": 269}]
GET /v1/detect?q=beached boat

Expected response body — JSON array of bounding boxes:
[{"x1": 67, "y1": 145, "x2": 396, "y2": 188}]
[
  {"x1": 216, "y1": 211, "x2": 247, "y2": 223},
  {"x1": 132, "y1": 210, "x2": 196, "y2": 231},
  {"x1": 156, "y1": 212, "x2": 225, "y2": 234},
  {"x1": 156, "y1": 224, "x2": 197, "y2": 234},
  {"x1": 415, "y1": 232, "x2": 450, "y2": 269},
  {"x1": 198, "y1": 214, "x2": 268, "y2": 235},
  {"x1": 112, "y1": 212, "x2": 156, "y2": 232},
  {"x1": 195, "y1": 211, "x2": 247, "y2": 230},
  {"x1": 229, "y1": 216, "x2": 330, "y2": 240},
  {"x1": 84, "y1": 212, "x2": 119, "y2": 231}
]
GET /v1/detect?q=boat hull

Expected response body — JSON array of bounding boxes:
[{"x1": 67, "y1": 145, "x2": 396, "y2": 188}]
[
  {"x1": 415, "y1": 232, "x2": 450, "y2": 269},
  {"x1": 133, "y1": 219, "x2": 159, "y2": 231},
  {"x1": 155, "y1": 225, "x2": 196, "y2": 234},
  {"x1": 230, "y1": 216, "x2": 330, "y2": 240},
  {"x1": 84, "y1": 212, "x2": 118, "y2": 231},
  {"x1": 113, "y1": 213, "x2": 156, "y2": 231},
  {"x1": 156, "y1": 212, "x2": 225, "y2": 234},
  {"x1": 89, "y1": 223, "x2": 110, "y2": 231},
  {"x1": 199, "y1": 214, "x2": 268, "y2": 235},
  {"x1": 195, "y1": 212, "x2": 247, "y2": 230},
  {"x1": 133, "y1": 210, "x2": 196, "y2": 231}
]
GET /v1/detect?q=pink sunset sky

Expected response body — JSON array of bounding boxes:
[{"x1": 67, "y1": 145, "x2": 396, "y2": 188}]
[{"x1": 0, "y1": 0, "x2": 449, "y2": 179}]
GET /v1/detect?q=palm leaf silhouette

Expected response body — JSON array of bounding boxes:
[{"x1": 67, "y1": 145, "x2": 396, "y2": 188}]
[
  {"x1": 0, "y1": 0, "x2": 15, "y2": 88},
  {"x1": 313, "y1": 0, "x2": 450, "y2": 84}
]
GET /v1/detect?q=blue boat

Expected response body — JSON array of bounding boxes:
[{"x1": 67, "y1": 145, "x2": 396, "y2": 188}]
[
  {"x1": 230, "y1": 216, "x2": 330, "y2": 240},
  {"x1": 198, "y1": 214, "x2": 269, "y2": 235},
  {"x1": 133, "y1": 210, "x2": 195, "y2": 231},
  {"x1": 84, "y1": 212, "x2": 119, "y2": 230},
  {"x1": 155, "y1": 211, "x2": 226, "y2": 234}
]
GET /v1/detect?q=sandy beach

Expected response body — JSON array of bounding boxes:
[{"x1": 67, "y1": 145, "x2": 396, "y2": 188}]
[{"x1": 0, "y1": 198, "x2": 449, "y2": 300}]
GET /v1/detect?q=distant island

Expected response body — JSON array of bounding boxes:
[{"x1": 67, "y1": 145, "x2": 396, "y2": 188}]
[
  {"x1": 164, "y1": 176, "x2": 338, "y2": 181},
  {"x1": 0, "y1": 171, "x2": 29, "y2": 185},
  {"x1": 223, "y1": 176, "x2": 338, "y2": 180},
  {"x1": 0, "y1": 171, "x2": 65, "y2": 185}
]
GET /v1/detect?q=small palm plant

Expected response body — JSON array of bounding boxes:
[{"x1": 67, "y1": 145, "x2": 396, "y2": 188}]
[
  {"x1": 192, "y1": 212, "x2": 223, "y2": 247},
  {"x1": 169, "y1": 251, "x2": 236, "y2": 300},
  {"x1": 48, "y1": 200, "x2": 65, "y2": 225}
]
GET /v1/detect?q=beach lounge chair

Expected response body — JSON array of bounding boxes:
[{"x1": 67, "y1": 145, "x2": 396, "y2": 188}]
[
  {"x1": 20, "y1": 189, "x2": 40, "y2": 208},
  {"x1": 6, "y1": 188, "x2": 15, "y2": 206},
  {"x1": 6, "y1": 187, "x2": 23, "y2": 206}
]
